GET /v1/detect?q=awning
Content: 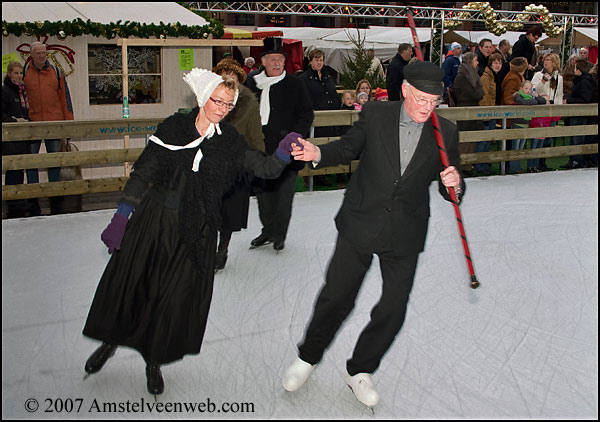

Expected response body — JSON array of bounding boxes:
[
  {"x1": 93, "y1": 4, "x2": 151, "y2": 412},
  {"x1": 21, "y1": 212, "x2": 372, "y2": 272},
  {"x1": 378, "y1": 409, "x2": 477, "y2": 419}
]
[
  {"x1": 574, "y1": 27, "x2": 598, "y2": 46},
  {"x1": 222, "y1": 27, "x2": 283, "y2": 40}
]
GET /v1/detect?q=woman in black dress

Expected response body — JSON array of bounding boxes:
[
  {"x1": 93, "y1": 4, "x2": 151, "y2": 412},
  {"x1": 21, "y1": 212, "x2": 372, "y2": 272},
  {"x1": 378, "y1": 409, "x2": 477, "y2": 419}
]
[{"x1": 82, "y1": 69, "x2": 295, "y2": 395}]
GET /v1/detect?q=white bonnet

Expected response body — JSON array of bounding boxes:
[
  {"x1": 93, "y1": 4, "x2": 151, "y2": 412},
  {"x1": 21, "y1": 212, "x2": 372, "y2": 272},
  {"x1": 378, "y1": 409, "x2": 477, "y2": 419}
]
[{"x1": 183, "y1": 68, "x2": 238, "y2": 107}]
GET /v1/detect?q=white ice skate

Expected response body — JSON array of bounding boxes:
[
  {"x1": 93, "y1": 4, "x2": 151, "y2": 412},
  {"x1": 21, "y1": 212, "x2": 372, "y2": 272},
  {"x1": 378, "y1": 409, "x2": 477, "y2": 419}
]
[
  {"x1": 346, "y1": 372, "x2": 380, "y2": 408},
  {"x1": 282, "y1": 357, "x2": 315, "y2": 392}
]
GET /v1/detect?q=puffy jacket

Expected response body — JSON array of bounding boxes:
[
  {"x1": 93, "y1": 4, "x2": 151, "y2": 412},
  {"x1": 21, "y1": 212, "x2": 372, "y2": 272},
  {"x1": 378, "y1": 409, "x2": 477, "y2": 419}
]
[
  {"x1": 479, "y1": 66, "x2": 497, "y2": 106},
  {"x1": 23, "y1": 61, "x2": 73, "y2": 121},
  {"x1": 501, "y1": 70, "x2": 523, "y2": 105},
  {"x1": 442, "y1": 53, "x2": 460, "y2": 90}
]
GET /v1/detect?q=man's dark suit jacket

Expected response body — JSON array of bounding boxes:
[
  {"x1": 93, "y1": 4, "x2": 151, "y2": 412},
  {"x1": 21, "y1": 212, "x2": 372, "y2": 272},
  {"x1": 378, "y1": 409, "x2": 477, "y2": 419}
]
[{"x1": 316, "y1": 100, "x2": 465, "y2": 256}]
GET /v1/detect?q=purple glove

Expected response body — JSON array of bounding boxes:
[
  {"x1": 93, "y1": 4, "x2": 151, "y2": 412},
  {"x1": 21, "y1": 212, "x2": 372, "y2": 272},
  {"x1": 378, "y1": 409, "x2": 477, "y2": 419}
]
[
  {"x1": 101, "y1": 201, "x2": 134, "y2": 253},
  {"x1": 275, "y1": 132, "x2": 304, "y2": 163}
]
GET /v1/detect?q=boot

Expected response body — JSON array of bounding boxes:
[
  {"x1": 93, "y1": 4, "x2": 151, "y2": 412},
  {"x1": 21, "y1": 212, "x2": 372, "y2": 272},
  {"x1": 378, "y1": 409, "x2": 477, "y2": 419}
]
[
  {"x1": 214, "y1": 231, "x2": 231, "y2": 272},
  {"x1": 346, "y1": 372, "x2": 380, "y2": 407},
  {"x1": 282, "y1": 357, "x2": 315, "y2": 392},
  {"x1": 273, "y1": 237, "x2": 285, "y2": 252},
  {"x1": 250, "y1": 233, "x2": 272, "y2": 248},
  {"x1": 146, "y1": 364, "x2": 164, "y2": 395},
  {"x1": 85, "y1": 343, "x2": 117, "y2": 374}
]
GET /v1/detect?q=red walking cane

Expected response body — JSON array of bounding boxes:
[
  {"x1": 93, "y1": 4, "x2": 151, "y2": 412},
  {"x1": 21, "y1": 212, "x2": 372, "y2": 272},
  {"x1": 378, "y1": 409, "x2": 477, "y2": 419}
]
[{"x1": 406, "y1": 10, "x2": 480, "y2": 289}]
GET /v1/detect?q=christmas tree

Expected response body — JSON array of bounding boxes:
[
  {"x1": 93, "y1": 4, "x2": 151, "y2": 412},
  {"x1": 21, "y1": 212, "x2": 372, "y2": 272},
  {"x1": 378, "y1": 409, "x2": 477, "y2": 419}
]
[{"x1": 339, "y1": 29, "x2": 385, "y2": 91}]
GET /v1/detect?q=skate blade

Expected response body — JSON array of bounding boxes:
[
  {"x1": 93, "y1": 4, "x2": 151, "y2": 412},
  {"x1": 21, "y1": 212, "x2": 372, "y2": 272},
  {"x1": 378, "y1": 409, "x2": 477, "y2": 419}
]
[
  {"x1": 249, "y1": 243, "x2": 271, "y2": 250},
  {"x1": 347, "y1": 385, "x2": 376, "y2": 414}
]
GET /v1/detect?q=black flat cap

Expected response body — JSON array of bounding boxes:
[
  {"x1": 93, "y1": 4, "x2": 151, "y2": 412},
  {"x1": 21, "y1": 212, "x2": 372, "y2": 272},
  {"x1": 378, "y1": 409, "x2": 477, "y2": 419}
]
[{"x1": 403, "y1": 61, "x2": 444, "y2": 96}]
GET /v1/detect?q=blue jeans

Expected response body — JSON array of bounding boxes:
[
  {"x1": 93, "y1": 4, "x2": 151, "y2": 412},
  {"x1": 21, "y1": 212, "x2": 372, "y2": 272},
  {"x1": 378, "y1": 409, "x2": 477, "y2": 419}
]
[
  {"x1": 507, "y1": 137, "x2": 526, "y2": 173},
  {"x1": 527, "y1": 138, "x2": 545, "y2": 169},
  {"x1": 569, "y1": 117, "x2": 588, "y2": 164},
  {"x1": 474, "y1": 119, "x2": 495, "y2": 173},
  {"x1": 26, "y1": 139, "x2": 61, "y2": 183}
]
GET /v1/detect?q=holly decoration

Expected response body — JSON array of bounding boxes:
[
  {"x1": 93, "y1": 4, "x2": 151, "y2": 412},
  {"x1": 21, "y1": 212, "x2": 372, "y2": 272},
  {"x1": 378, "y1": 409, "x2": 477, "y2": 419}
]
[{"x1": 2, "y1": 14, "x2": 224, "y2": 40}]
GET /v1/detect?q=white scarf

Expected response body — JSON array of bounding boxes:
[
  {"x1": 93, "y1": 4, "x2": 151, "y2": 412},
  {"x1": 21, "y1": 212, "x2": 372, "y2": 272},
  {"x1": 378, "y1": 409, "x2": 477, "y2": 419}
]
[
  {"x1": 149, "y1": 114, "x2": 221, "y2": 172},
  {"x1": 254, "y1": 70, "x2": 286, "y2": 125}
]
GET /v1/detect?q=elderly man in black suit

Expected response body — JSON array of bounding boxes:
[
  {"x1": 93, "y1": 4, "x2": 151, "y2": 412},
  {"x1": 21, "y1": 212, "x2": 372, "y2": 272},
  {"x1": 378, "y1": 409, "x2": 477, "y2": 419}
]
[
  {"x1": 281, "y1": 61, "x2": 465, "y2": 407},
  {"x1": 245, "y1": 37, "x2": 314, "y2": 251}
]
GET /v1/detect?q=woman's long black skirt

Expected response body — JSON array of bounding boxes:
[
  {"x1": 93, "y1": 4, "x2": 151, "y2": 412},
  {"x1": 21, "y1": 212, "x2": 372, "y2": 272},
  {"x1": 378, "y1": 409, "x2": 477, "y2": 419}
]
[{"x1": 83, "y1": 194, "x2": 216, "y2": 365}]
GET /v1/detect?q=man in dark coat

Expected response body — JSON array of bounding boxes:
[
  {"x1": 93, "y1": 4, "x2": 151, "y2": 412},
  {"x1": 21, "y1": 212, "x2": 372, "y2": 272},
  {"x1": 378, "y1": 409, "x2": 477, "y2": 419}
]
[
  {"x1": 386, "y1": 43, "x2": 413, "y2": 101},
  {"x1": 245, "y1": 37, "x2": 314, "y2": 251},
  {"x1": 281, "y1": 61, "x2": 465, "y2": 407},
  {"x1": 475, "y1": 38, "x2": 492, "y2": 76},
  {"x1": 510, "y1": 26, "x2": 542, "y2": 80},
  {"x1": 562, "y1": 59, "x2": 595, "y2": 168}
]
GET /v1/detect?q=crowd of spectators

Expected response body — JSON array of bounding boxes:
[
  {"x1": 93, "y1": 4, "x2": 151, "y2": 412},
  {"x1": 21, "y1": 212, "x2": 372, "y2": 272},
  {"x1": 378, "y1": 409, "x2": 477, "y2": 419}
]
[{"x1": 3, "y1": 33, "x2": 598, "y2": 219}]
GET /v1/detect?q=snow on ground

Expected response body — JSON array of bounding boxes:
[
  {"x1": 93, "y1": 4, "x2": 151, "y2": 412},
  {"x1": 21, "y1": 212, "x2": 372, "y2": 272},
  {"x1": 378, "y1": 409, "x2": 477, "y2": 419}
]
[{"x1": 2, "y1": 169, "x2": 598, "y2": 419}]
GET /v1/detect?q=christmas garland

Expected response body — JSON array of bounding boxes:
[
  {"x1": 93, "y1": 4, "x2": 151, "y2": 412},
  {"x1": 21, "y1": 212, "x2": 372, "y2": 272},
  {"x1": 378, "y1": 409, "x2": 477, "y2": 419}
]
[
  {"x1": 445, "y1": 3, "x2": 563, "y2": 37},
  {"x1": 2, "y1": 14, "x2": 224, "y2": 40}
]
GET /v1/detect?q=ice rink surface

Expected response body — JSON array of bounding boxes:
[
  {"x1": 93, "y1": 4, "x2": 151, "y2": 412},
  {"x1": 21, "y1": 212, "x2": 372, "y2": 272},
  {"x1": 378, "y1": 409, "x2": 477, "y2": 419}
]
[{"x1": 2, "y1": 169, "x2": 598, "y2": 419}]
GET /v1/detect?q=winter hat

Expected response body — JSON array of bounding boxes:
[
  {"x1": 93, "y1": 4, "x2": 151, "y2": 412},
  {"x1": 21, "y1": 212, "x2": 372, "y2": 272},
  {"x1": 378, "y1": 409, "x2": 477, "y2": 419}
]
[
  {"x1": 403, "y1": 61, "x2": 445, "y2": 96},
  {"x1": 450, "y1": 42, "x2": 462, "y2": 52},
  {"x1": 356, "y1": 92, "x2": 369, "y2": 101},
  {"x1": 375, "y1": 87, "x2": 388, "y2": 101},
  {"x1": 183, "y1": 68, "x2": 238, "y2": 107},
  {"x1": 262, "y1": 37, "x2": 287, "y2": 57}
]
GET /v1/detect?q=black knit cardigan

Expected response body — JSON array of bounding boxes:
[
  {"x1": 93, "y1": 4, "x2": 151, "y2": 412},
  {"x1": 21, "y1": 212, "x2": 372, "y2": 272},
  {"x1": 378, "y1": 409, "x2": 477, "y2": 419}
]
[{"x1": 121, "y1": 107, "x2": 283, "y2": 269}]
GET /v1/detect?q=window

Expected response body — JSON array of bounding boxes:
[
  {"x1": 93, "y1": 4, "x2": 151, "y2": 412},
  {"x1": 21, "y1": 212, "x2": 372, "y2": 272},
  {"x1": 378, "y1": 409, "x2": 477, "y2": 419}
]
[{"x1": 88, "y1": 45, "x2": 161, "y2": 105}]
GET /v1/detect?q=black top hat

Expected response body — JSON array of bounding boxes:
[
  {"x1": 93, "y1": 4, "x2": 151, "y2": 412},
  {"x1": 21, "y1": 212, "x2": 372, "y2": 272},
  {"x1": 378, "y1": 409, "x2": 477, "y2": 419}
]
[{"x1": 262, "y1": 37, "x2": 287, "y2": 57}]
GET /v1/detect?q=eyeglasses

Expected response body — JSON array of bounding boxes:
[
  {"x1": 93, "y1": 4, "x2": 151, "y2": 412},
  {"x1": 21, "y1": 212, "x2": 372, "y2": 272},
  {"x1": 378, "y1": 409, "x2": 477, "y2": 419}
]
[
  {"x1": 208, "y1": 97, "x2": 235, "y2": 110},
  {"x1": 406, "y1": 84, "x2": 441, "y2": 108}
]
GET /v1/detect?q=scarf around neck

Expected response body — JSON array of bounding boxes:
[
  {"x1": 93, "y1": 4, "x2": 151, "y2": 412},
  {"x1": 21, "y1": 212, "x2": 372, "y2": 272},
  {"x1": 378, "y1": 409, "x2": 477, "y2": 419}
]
[
  {"x1": 148, "y1": 107, "x2": 221, "y2": 172},
  {"x1": 254, "y1": 70, "x2": 286, "y2": 125},
  {"x1": 458, "y1": 62, "x2": 481, "y2": 89},
  {"x1": 16, "y1": 80, "x2": 29, "y2": 114}
]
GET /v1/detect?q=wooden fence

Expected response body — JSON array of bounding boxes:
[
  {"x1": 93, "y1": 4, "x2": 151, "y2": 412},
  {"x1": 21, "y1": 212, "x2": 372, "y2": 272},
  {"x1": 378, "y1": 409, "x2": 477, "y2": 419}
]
[{"x1": 2, "y1": 104, "x2": 597, "y2": 201}]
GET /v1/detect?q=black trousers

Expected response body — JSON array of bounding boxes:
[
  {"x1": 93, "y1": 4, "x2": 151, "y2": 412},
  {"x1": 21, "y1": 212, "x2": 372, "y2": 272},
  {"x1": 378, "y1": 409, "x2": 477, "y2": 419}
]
[
  {"x1": 298, "y1": 232, "x2": 419, "y2": 375},
  {"x1": 256, "y1": 166, "x2": 298, "y2": 241}
]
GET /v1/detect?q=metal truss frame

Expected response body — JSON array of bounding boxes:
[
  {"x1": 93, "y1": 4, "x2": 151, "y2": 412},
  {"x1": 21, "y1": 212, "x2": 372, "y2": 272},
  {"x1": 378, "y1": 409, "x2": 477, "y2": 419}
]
[{"x1": 189, "y1": 2, "x2": 597, "y2": 26}]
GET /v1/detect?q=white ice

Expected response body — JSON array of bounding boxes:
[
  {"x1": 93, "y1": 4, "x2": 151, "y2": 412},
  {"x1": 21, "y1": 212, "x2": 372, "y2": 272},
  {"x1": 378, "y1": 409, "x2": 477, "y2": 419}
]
[{"x1": 2, "y1": 169, "x2": 598, "y2": 419}]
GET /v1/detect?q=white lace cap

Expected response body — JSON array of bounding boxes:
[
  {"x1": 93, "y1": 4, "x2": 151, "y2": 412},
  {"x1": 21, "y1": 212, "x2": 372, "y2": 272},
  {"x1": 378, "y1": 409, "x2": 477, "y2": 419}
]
[{"x1": 183, "y1": 68, "x2": 238, "y2": 107}]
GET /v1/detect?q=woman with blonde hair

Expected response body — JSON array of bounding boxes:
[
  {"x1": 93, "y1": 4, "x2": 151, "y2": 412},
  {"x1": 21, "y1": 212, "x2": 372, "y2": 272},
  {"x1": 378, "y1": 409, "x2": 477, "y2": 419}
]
[
  {"x1": 2, "y1": 61, "x2": 37, "y2": 217},
  {"x1": 82, "y1": 69, "x2": 293, "y2": 396},
  {"x1": 355, "y1": 79, "x2": 372, "y2": 101},
  {"x1": 531, "y1": 52, "x2": 564, "y2": 170}
]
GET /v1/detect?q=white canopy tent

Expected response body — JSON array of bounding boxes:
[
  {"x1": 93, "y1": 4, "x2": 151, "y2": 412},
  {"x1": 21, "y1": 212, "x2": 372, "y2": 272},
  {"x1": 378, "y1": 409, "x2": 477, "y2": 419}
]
[
  {"x1": 1, "y1": 2, "x2": 208, "y2": 26},
  {"x1": 258, "y1": 26, "x2": 434, "y2": 73}
]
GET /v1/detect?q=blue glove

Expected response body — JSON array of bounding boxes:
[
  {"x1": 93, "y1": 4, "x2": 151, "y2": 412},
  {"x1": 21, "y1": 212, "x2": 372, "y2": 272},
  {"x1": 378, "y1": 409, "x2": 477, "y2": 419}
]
[
  {"x1": 101, "y1": 201, "x2": 134, "y2": 253},
  {"x1": 275, "y1": 132, "x2": 304, "y2": 163}
]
